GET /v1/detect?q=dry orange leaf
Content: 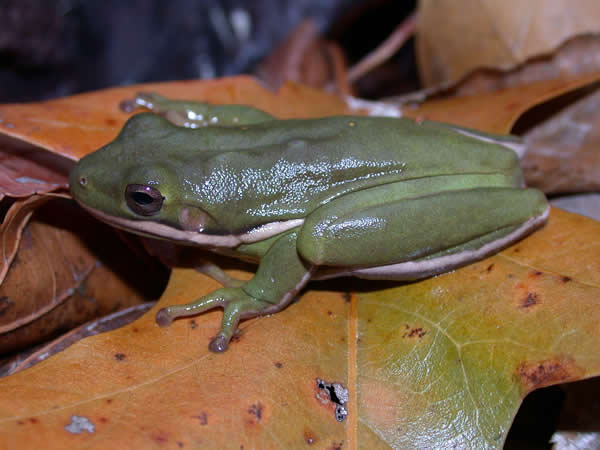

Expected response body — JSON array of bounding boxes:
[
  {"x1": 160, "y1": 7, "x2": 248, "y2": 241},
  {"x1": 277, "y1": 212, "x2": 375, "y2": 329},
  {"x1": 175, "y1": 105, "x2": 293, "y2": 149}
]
[
  {"x1": 0, "y1": 76, "x2": 351, "y2": 161},
  {"x1": 403, "y1": 72, "x2": 600, "y2": 133},
  {"x1": 0, "y1": 77, "x2": 598, "y2": 448}
]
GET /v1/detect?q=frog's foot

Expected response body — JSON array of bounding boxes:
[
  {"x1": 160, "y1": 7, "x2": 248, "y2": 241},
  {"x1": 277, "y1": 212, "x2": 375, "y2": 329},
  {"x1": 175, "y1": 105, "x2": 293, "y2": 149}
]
[
  {"x1": 128, "y1": 92, "x2": 208, "y2": 127},
  {"x1": 194, "y1": 262, "x2": 245, "y2": 288},
  {"x1": 119, "y1": 92, "x2": 189, "y2": 123},
  {"x1": 155, "y1": 287, "x2": 273, "y2": 353},
  {"x1": 119, "y1": 92, "x2": 161, "y2": 113}
]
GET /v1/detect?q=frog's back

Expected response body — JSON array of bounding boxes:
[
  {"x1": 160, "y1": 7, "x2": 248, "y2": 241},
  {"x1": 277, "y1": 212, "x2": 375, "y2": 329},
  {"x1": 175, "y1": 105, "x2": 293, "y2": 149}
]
[{"x1": 173, "y1": 116, "x2": 522, "y2": 229}]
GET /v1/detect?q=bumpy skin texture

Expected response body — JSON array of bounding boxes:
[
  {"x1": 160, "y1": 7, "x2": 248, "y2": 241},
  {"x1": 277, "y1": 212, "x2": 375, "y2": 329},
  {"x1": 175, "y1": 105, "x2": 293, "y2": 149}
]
[{"x1": 69, "y1": 94, "x2": 549, "y2": 352}]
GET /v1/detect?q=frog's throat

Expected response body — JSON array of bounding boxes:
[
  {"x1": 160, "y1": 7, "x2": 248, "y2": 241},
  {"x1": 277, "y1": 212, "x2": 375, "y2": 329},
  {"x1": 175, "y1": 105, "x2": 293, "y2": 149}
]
[{"x1": 74, "y1": 201, "x2": 304, "y2": 248}]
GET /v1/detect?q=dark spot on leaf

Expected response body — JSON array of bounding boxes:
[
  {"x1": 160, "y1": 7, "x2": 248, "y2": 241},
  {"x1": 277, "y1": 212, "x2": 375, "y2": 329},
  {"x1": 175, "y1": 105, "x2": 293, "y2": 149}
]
[
  {"x1": 248, "y1": 403, "x2": 263, "y2": 421},
  {"x1": 342, "y1": 292, "x2": 351, "y2": 303},
  {"x1": 189, "y1": 320, "x2": 197, "y2": 329},
  {"x1": 516, "y1": 357, "x2": 584, "y2": 394},
  {"x1": 274, "y1": 362, "x2": 283, "y2": 369},
  {"x1": 513, "y1": 247, "x2": 521, "y2": 253},
  {"x1": 329, "y1": 441, "x2": 344, "y2": 450},
  {"x1": 192, "y1": 412, "x2": 208, "y2": 425},
  {"x1": 561, "y1": 276, "x2": 572, "y2": 283},
  {"x1": 177, "y1": 441, "x2": 184, "y2": 448},
  {"x1": 132, "y1": 327, "x2": 139, "y2": 333},
  {"x1": 529, "y1": 271, "x2": 543, "y2": 278},
  {"x1": 402, "y1": 326, "x2": 427, "y2": 339},
  {"x1": 105, "y1": 399, "x2": 113, "y2": 404},
  {"x1": 0, "y1": 296, "x2": 14, "y2": 315},
  {"x1": 507, "y1": 274, "x2": 515, "y2": 279},
  {"x1": 98, "y1": 417, "x2": 108, "y2": 424},
  {"x1": 327, "y1": 310, "x2": 333, "y2": 316},
  {"x1": 486, "y1": 263, "x2": 494, "y2": 272},
  {"x1": 29, "y1": 417, "x2": 39, "y2": 424},
  {"x1": 114, "y1": 353, "x2": 126, "y2": 361},
  {"x1": 105, "y1": 118, "x2": 117, "y2": 126},
  {"x1": 151, "y1": 430, "x2": 169, "y2": 443},
  {"x1": 520, "y1": 293, "x2": 540, "y2": 309},
  {"x1": 17, "y1": 420, "x2": 24, "y2": 425}
]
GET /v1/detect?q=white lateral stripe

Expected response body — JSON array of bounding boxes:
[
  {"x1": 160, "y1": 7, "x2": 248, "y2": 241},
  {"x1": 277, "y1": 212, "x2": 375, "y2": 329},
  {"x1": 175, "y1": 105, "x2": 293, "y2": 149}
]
[
  {"x1": 76, "y1": 201, "x2": 304, "y2": 247},
  {"x1": 454, "y1": 129, "x2": 527, "y2": 159}
]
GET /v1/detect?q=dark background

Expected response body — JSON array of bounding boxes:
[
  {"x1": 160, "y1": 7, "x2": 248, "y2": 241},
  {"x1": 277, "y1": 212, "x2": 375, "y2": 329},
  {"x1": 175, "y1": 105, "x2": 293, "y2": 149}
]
[{"x1": 0, "y1": 0, "x2": 418, "y2": 102}]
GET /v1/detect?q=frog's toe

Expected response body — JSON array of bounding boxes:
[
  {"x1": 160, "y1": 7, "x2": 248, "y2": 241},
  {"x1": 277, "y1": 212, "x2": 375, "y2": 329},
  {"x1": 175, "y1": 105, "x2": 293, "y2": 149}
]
[
  {"x1": 154, "y1": 290, "x2": 229, "y2": 328},
  {"x1": 208, "y1": 289, "x2": 273, "y2": 353},
  {"x1": 208, "y1": 334, "x2": 229, "y2": 353},
  {"x1": 155, "y1": 308, "x2": 174, "y2": 327}
]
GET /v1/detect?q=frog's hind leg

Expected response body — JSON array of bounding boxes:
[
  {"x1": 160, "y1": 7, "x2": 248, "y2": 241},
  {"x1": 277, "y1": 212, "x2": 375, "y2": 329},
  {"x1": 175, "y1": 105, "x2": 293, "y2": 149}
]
[{"x1": 297, "y1": 182, "x2": 548, "y2": 272}]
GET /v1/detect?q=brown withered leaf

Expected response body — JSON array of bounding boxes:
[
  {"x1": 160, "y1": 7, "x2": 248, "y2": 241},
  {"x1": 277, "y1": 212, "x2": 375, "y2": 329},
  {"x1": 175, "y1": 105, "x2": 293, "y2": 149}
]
[
  {"x1": 0, "y1": 134, "x2": 70, "y2": 200},
  {"x1": 417, "y1": 0, "x2": 600, "y2": 87},
  {"x1": 0, "y1": 198, "x2": 165, "y2": 354},
  {"x1": 0, "y1": 195, "x2": 62, "y2": 284},
  {"x1": 454, "y1": 35, "x2": 600, "y2": 96},
  {"x1": 522, "y1": 87, "x2": 600, "y2": 194}
]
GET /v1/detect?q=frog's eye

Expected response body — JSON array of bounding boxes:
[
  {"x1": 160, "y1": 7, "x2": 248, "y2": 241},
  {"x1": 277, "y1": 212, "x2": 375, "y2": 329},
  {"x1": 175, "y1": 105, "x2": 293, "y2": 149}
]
[{"x1": 125, "y1": 184, "x2": 164, "y2": 216}]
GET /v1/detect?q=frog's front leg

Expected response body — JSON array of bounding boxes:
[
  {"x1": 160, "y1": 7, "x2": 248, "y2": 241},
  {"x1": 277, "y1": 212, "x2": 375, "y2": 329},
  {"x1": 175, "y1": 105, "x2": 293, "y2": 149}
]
[
  {"x1": 156, "y1": 230, "x2": 313, "y2": 352},
  {"x1": 194, "y1": 261, "x2": 245, "y2": 288}
]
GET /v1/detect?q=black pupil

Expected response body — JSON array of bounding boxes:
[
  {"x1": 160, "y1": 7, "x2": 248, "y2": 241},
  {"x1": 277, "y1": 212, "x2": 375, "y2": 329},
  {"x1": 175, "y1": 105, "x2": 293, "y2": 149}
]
[{"x1": 132, "y1": 191, "x2": 154, "y2": 205}]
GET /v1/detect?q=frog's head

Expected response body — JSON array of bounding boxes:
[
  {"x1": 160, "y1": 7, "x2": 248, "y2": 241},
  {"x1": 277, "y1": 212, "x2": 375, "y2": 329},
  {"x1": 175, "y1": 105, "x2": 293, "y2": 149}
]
[{"x1": 70, "y1": 113, "x2": 227, "y2": 246}]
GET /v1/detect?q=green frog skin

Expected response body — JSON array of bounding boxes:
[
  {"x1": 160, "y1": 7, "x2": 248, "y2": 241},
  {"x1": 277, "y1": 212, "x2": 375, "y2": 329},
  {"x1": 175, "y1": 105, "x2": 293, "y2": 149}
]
[{"x1": 69, "y1": 94, "x2": 549, "y2": 352}]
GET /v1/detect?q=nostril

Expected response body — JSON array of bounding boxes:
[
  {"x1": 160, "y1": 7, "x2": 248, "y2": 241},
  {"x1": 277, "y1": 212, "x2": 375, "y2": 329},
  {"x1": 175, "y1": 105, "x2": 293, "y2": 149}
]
[{"x1": 79, "y1": 176, "x2": 88, "y2": 186}]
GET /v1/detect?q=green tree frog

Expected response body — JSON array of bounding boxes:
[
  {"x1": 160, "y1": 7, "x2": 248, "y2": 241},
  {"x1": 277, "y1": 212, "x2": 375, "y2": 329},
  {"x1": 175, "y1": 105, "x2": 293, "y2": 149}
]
[{"x1": 69, "y1": 93, "x2": 549, "y2": 352}]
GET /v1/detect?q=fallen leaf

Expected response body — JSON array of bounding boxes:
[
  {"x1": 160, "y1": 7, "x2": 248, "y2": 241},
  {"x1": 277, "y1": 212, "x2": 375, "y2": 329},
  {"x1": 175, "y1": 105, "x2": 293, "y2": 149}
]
[
  {"x1": 0, "y1": 76, "x2": 351, "y2": 161},
  {"x1": 0, "y1": 77, "x2": 598, "y2": 448},
  {"x1": 417, "y1": 0, "x2": 600, "y2": 87},
  {"x1": 355, "y1": 208, "x2": 600, "y2": 447},
  {"x1": 522, "y1": 87, "x2": 600, "y2": 193},
  {"x1": 1, "y1": 303, "x2": 154, "y2": 377},
  {"x1": 453, "y1": 35, "x2": 600, "y2": 96},
  {"x1": 0, "y1": 208, "x2": 597, "y2": 448},
  {"x1": 403, "y1": 72, "x2": 600, "y2": 133},
  {"x1": 0, "y1": 134, "x2": 70, "y2": 200},
  {"x1": 0, "y1": 198, "x2": 165, "y2": 354}
]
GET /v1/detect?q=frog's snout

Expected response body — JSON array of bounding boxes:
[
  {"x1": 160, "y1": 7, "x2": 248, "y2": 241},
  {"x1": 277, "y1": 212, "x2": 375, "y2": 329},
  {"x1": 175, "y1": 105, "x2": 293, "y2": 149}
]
[
  {"x1": 69, "y1": 165, "x2": 82, "y2": 187},
  {"x1": 68, "y1": 162, "x2": 92, "y2": 201}
]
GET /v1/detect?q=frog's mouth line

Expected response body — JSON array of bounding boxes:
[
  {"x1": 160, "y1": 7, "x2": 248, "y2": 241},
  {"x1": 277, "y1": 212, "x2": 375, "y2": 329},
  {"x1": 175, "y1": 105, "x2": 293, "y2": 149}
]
[{"x1": 73, "y1": 199, "x2": 304, "y2": 248}]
